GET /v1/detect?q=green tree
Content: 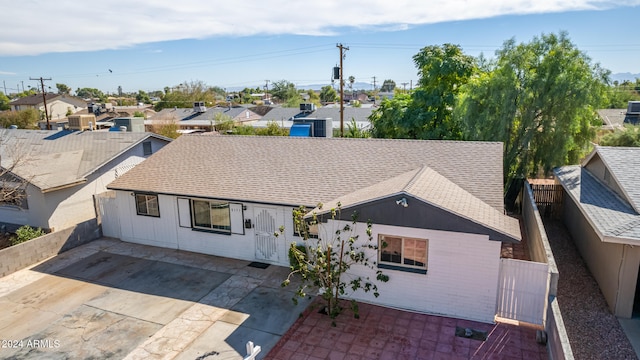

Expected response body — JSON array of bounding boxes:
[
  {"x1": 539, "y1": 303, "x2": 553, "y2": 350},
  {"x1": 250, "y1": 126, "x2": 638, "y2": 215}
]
[
  {"x1": 406, "y1": 43, "x2": 475, "y2": 140},
  {"x1": 599, "y1": 126, "x2": 640, "y2": 146},
  {"x1": 76, "y1": 88, "x2": 106, "y2": 102},
  {"x1": 154, "y1": 81, "x2": 219, "y2": 111},
  {"x1": 369, "y1": 93, "x2": 412, "y2": 138},
  {"x1": 271, "y1": 80, "x2": 299, "y2": 104},
  {"x1": 380, "y1": 79, "x2": 396, "y2": 92},
  {"x1": 55, "y1": 83, "x2": 71, "y2": 95},
  {"x1": 370, "y1": 44, "x2": 474, "y2": 140},
  {"x1": 281, "y1": 204, "x2": 388, "y2": 321},
  {"x1": 0, "y1": 109, "x2": 40, "y2": 129},
  {"x1": 136, "y1": 90, "x2": 151, "y2": 104},
  {"x1": 320, "y1": 85, "x2": 337, "y2": 103},
  {"x1": 0, "y1": 92, "x2": 10, "y2": 111},
  {"x1": 458, "y1": 32, "x2": 608, "y2": 186}
]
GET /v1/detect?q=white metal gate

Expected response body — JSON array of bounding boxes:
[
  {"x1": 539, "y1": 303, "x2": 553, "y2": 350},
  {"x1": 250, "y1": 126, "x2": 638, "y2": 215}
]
[
  {"x1": 95, "y1": 191, "x2": 120, "y2": 239},
  {"x1": 254, "y1": 207, "x2": 278, "y2": 262},
  {"x1": 496, "y1": 258, "x2": 550, "y2": 325}
]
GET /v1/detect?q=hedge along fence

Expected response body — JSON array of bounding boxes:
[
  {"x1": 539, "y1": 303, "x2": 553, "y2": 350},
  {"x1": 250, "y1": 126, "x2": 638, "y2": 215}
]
[{"x1": 0, "y1": 218, "x2": 101, "y2": 278}]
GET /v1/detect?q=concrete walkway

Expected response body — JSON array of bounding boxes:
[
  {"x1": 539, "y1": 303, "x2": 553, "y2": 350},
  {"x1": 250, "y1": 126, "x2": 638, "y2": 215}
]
[{"x1": 0, "y1": 238, "x2": 312, "y2": 359}]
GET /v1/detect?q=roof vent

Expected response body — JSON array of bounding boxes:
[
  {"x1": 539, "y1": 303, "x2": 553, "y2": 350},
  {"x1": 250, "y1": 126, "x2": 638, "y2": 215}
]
[
  {"x1": 299, "y1": 103, "x2": 316, "y2": 113},
  {"x1": 193, "y1": 101, "x2": 206, "y2": 113}
]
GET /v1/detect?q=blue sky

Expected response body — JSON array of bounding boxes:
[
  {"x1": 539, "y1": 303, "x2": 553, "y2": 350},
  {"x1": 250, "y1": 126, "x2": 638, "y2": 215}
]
[{"x1": 1, "y1": 0, "x2": 639, "y2": 95}]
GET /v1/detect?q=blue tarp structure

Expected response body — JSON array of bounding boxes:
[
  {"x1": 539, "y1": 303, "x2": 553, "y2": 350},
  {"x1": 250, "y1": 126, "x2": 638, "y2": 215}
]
[{"x1": 289, "y1": 124, "x2": 311, "y2": 137}]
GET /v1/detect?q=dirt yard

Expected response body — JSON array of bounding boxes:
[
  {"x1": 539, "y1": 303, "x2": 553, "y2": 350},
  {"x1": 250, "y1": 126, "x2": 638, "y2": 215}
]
[{"x1": 0, "y1": 233, "x2": 15, "y2": 250}]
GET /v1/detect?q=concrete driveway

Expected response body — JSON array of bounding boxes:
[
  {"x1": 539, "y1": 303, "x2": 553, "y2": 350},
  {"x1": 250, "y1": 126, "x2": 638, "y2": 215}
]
[{"x1": 0, "y1": 238, "x2": 312, "y2": 360}]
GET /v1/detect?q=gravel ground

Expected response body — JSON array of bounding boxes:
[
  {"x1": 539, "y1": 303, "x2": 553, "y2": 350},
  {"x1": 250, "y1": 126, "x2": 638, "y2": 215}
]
[{"x1": 544, "y1": 220, "x2": 638, "y2": 360}]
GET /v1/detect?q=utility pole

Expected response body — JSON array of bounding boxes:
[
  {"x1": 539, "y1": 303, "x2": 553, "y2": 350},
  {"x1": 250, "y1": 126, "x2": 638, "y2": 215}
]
[
  {"x1": 401, "y1": 82, "x2": 408, "y2": 93},
  {"x1": 337, "y1": 43, "x2": 349, "y2": 137},
  {"x1": 2, "y1": 81, "x2": 6, "y2": 95},
  {"x1": 372, "y1": 76, "x2": 377, "y2": 91},
  {"x1": 264, "y1": 80, "x2": 270, "y2": 102},
  {"x1": 30, "y1": 77, "x2": 52, "y2": 130}
]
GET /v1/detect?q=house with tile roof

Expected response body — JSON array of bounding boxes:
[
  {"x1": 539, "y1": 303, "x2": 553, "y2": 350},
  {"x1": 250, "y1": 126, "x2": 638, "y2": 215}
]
[
  {"x1": 103, "y1": 135, "x2": 522, "y2": 323},
  {"x1": 555, "y1": 146, "x2": 640, "y2": 318},
  {"x1": 0, "y1": 129, "x2": 171, "y2": 232}
]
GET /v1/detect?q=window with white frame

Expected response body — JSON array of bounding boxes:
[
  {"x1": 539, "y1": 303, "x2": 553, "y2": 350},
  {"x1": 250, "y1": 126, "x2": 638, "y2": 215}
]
[
  {"x1": 135, "y1": 193, "x2": 159, "y2": 217},
  {"x1": 192, "y1": 199, "x2": 231, "y2": 233},
  {"x1": 379, "y1": 234, "x2": 428, "y2": 273}
]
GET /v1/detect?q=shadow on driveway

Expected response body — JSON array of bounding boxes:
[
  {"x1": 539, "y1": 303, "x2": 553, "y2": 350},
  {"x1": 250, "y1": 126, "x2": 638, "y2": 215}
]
[{"x1": 0, "y1": 239, "x2": 311, "y2": 360}]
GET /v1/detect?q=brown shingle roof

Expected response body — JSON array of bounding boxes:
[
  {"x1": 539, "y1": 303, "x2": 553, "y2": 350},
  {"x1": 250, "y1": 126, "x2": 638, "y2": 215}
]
[
  {"x1": 314, "y1": 166, "x2": 521, "y2": 241},
  {"x1": 108, "y1": 136, "x2": 505, "y2": 211},
  {"x1": 10, "y1": 93, "x2": 60, "y2": 106}
]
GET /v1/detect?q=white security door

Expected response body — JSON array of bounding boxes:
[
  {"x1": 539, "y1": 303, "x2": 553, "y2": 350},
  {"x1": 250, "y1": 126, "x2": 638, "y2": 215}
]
[{"x1": 254, "y1": 207, "x2": 278, "y2": 262}]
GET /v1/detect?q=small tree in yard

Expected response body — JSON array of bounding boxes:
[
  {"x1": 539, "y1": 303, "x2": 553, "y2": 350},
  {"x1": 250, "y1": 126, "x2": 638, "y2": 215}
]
[{"x1": 280, "y1": 203, "x2": 389, "y2": 322}]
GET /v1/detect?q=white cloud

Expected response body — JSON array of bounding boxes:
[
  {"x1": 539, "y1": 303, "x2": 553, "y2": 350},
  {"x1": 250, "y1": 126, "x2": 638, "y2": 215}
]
[
  {"x1": 0, "y1": 71, "x2": 17, "y2": 75},
  {"x1": 1, "y1": 0, "x2": 638, "y2": 56}
]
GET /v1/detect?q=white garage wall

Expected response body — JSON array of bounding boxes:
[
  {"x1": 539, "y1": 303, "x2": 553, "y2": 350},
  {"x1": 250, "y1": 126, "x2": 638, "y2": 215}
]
[{"x1": 321, "y1": 219, "x2": 502, "y2": 323}]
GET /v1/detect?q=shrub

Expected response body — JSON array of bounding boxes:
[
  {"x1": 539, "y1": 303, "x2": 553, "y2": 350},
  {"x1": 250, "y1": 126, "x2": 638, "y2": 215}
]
[{"x1": 11, "y1": 225, "x2": 45, "y2": 245}]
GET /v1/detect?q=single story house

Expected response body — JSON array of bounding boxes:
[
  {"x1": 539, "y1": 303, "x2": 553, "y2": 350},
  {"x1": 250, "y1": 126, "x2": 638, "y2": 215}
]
[
  {"x1": 555, "y1": 146, "x2": 640, "y2": 318},
  {"x1": 0, "y1": 129, "x2": 171, "y2": 231},
  {"x1": 10, "y1": 93, "x2": 87, "y2": 122},
  {"x1": 147, "y1": 104, "x2": 261, "y2": 132},
  {"x1": 104, "y1": 136, "x2": 521, "y2": 323}
]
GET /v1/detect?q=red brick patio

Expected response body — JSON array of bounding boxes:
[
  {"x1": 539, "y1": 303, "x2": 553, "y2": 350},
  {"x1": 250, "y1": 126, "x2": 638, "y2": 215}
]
[{"x1": 266, "y1": 298, "x2": 548, "y2": 360}]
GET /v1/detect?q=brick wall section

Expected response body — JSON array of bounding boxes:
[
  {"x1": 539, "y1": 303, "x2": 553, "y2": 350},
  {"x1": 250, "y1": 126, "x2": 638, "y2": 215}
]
[{"x1": 0, "y1": 219, "x2": 101, "y2": 278}]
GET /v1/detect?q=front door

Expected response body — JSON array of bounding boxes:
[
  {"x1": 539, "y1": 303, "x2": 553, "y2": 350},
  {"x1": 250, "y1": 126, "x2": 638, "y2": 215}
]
[{"x1": 254, "y1": 207, "x2": 278, "y2": 262}]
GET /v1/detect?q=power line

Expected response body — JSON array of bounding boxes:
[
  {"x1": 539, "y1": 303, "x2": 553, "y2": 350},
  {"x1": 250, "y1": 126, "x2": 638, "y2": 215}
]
[{"x1": 337, "y1": 43, "x2": 349, "y2": 137}]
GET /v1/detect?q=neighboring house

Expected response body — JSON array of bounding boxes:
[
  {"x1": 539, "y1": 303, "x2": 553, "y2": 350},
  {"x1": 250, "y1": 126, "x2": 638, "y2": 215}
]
[
  {"x1": 147, "y1": 104, "x2": 261, "y2": 131},
  {"x1": 10, "y1": 93, "x2": 87, "y2": 121},
  {"x1": 555, "y1": 146, "x2": 640, "y2": 318},
  {"x1": 0, "y1": 129, "x2": 171, "y2": 231},
  {"x1": 254, "y1": 105, "x2": 373, "y2": 132},
  {"x1": 104, "y1": 136, "x2": 522, "y2": 323},
  {"x1": 597, "y1": 109, "x2": 626, "y2": 130}
]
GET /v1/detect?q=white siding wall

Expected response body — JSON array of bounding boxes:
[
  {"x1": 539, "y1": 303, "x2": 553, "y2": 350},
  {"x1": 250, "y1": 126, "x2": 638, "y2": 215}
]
[
  {"x1": 323, "y1": 220, "x2": 502, "y2": 323},
  {"x1": 110, "y1": 191, "x2": 301, "y2": 267}
]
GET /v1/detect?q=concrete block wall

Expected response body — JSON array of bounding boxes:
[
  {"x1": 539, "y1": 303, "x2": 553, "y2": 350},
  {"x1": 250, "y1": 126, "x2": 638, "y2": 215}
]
[
  {"x1": 523, "y1": 181, "x2": 559, "y2": 296},
  {"x1": 523, "y1": 181, "x2": 573, "y2": 359},
  {"x1": 0, "y1": 219, "x2": 101, "y2": 278}
]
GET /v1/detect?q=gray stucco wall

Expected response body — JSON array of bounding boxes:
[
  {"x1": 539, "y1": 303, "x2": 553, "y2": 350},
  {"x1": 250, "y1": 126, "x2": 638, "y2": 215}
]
[
  {"x1": 0, "y1": 218, "x2": 101, "y2": 278},
  {"x1": 332, "y1": 195, "x2": 516, "y2": 243}
]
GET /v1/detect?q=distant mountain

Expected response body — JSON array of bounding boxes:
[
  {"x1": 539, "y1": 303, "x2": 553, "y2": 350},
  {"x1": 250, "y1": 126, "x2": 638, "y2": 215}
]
[{"x1": 611, "y1": 73, "x2": 640, "y2": 83}]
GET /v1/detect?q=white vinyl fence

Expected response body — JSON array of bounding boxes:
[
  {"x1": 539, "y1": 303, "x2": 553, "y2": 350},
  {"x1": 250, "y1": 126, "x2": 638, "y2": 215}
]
[{"x1": 496, "y1": 258, "x2": 550, "y2": 325}]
